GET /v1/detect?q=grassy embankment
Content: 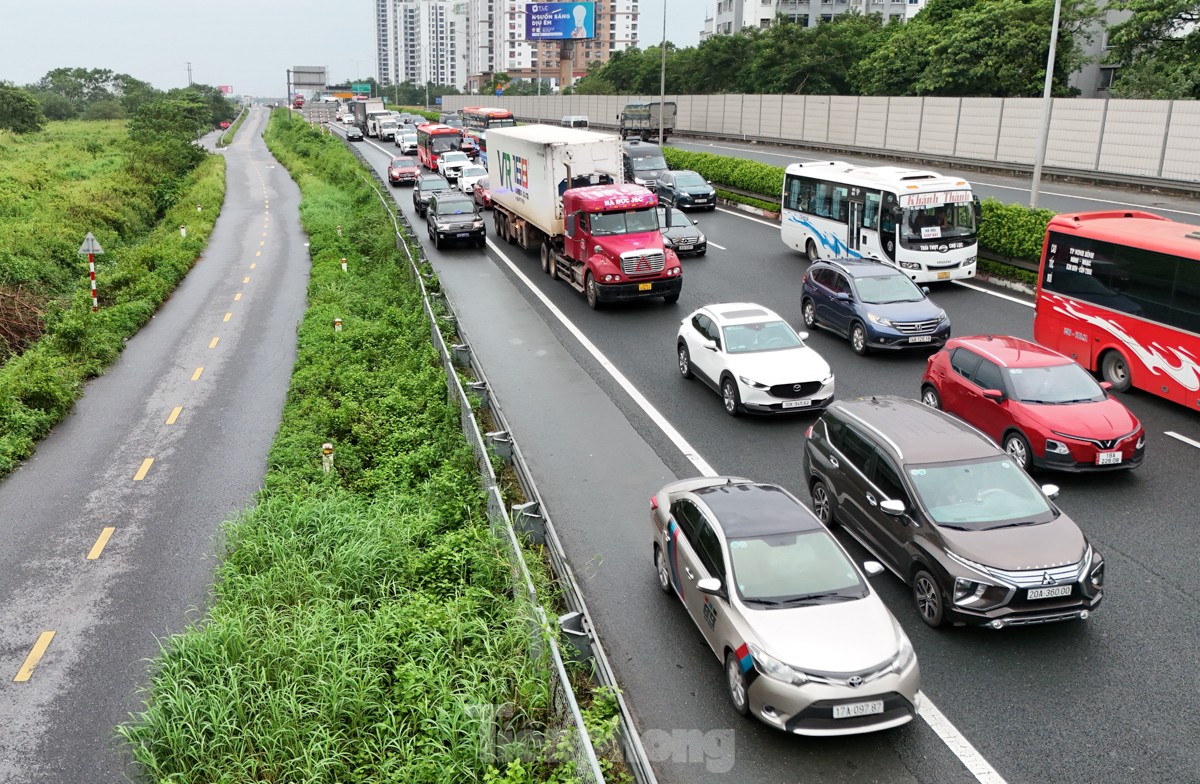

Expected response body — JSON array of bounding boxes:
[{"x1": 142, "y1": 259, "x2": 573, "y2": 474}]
[
  {"x1": 0, "y1": 120, "x2": 225, "y2": 475},
  {"x1": 118, "y1": 111, "x2": 625, "y2": 784}
]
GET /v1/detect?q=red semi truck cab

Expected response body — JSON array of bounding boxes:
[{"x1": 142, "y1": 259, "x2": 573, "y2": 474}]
[{"x1": 559, "y1": 185, "x2": 682, "y2": 307}]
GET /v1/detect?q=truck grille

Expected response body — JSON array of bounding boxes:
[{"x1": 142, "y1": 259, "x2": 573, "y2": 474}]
[
  {"x1": 621, "y1": 250, "x2": 665, "y2": 275},
  {"x1": 892, "y1": 319, "x2": 940, "y2": 334}
]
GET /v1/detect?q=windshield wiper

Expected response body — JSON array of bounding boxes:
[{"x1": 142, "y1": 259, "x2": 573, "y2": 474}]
[
  {"x1": 780, "y1": 592, "x2": 856, "y2": 605},
  {"x1": 936, "y1": 524, "x2": 973, "y2": 531},
  {"x1": 742, "y1": 598, "x2": 782, "y2": 606},
  {"x1": 984, "y1": 520, "x2": 1041, "y2": 530}
]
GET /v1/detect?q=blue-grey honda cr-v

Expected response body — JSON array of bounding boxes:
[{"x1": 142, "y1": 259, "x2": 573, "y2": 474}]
[{"x1": 801, "y1": 258, "x2": 951, "y2": 355}]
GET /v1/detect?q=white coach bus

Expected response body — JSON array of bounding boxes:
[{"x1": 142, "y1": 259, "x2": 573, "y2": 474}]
[{"x1": 781, "y1": 161, "x2": 982, "y2": 283}]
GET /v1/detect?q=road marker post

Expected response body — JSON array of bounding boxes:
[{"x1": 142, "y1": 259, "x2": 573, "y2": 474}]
[{"x1": 78, "y1": 232, "x2": 104, "y2": 312}]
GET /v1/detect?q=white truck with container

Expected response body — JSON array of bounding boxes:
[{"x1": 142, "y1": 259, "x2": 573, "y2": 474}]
[{"x1": 487, "y1": 125, "x2": 682, "y2": 309}]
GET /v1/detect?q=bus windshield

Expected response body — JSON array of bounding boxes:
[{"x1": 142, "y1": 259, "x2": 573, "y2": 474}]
[
  {"x1": 430, "y1": 135, "x2": 459, "y2": 153},
  {"x1": 590, "y1": 208, "x2": 660, "y2": 236},
  {"x1": 901, "y1": 201, "x2": 977, "y2": 242}
]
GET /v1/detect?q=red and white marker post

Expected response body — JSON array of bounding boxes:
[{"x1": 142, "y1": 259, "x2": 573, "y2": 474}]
[{"x1": 78, "y1": 232, "x2": 105, "y2": 312}]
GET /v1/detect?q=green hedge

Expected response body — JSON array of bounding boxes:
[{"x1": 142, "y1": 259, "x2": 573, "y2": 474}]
[
  {"x1": 977, "y1": 198, "x2": 1055, "y2": 263},
  {"x1": 663, "y1": 147, "x2": 784, "y2": 200}
]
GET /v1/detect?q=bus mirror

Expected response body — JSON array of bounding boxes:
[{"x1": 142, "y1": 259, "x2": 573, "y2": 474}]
[{"x1": 973, "y1": 198, "x2": 982, "y2": 222}]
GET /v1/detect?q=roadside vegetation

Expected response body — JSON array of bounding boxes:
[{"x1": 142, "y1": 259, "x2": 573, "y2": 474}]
[
  {"x1": 118, "y1": 111, "x2": 625, "y2": 784},
  {"x1": 217, "y1": 106, "x2": 248, "y2": 147}
]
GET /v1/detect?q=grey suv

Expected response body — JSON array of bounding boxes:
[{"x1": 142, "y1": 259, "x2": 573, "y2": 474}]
[{"x1": 802, "y1": 396, "x2": 1104, "y2": 629}]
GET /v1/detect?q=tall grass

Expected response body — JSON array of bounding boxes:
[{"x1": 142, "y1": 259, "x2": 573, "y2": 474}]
[{"x1": 119, "y1": 113, "x2": 570, "y2": 783}]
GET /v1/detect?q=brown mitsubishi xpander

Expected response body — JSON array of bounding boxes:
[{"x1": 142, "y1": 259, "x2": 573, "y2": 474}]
[{"x1": 802, "y1": 396, "x2": 1104, "y2": 629}]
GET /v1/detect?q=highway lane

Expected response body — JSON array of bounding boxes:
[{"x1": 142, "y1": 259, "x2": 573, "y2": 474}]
[
  {"x1": 0, "y1": 107, "x2": 310, "y2": 783},
  {"x1": 667, "y1": 137, "x2": 1200, "y2": 223},
  {"x1": 350, "y1": 130, "x2": 1200, "y2": 783}
]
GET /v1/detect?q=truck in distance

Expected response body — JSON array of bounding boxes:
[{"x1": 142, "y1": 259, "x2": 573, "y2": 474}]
[
  {"x1": 619, "y1": 102, "x2": 677, "y2": 143},
  {"x1": 350, "y1": 97, "x2": 385, "y2": 134},
  {"x1": 487, "y1": 125, "x2": 682, "y2": 309}
]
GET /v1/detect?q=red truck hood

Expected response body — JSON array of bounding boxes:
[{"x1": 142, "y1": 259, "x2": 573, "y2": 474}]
[{"x1": 599, "y1": 230, "x2": 665, "y2": 256}]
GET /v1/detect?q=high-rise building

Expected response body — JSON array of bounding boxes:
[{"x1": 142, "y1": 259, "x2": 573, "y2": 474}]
[
  {"x1": 466, "y1": 1, "x2": 641, "y2": 93},
  {"x1": 377, "y1": 0, "x2": 470, "y2": 89},
  {"x1": 701, "y1": 0, "x2": 921, "y2": 38}
]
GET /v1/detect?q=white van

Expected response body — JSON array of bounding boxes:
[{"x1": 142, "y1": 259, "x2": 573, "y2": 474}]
[{"x1": 560, "y1": 115, "x2": 589, "y2": 129}]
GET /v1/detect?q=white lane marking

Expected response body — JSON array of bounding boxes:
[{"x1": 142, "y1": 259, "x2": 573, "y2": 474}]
[
  {"x1": 485, "y1": 240, "x2": 1008, "y2": 784},
  {"x1": 485, "y1": 241, "x2": 716, "y2": 477},
  {"x1": 951, "y1": 280, "x2": 1035, "y2": 308},
  {"x1": 715, "y1": 207, "x2": 779, "y2": 228},
  {"x1": 707, "y1": 241, "x2": 727, "y2": 250},
  {"x1": 675, "y1": 141, "x2": 1200, "y2": 219},
  {"x1": 1165, "y1": 431, "x2": 1200, "y2": 449}
]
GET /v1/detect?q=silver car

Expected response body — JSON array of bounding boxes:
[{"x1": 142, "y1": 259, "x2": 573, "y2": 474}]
[{"x1": 650, "y1": 477, "x2": 920, "y2": 735}]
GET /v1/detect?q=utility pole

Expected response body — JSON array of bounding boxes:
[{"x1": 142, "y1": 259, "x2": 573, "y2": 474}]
[
  {"x1": 1030, "y1": 0, "x2": 1062, "y2": 209},
  {"x1": 187, "y1": 61, "x2": 193, "y2": 86},
  {"x1": 658, "y1": 0, "x2": 667, "y2": 144}
]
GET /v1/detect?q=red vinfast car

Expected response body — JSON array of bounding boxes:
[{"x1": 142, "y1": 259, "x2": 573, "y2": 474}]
[
  {"x1": 472, "y1": 176, "x2": 492, "y2": 209},
  {"x1": 388, "y1": 156, "x2": 420, "y2": 187},
  {"x1": 921, "y1": 335, "x2": 1145, "y2": 472}
]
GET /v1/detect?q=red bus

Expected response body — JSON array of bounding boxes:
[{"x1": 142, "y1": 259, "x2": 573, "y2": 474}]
[
  {"x1": 1034, "y1": 211, "x2": 1200, "y2": 410},
  {"x1": 461, "y1": 106, "x2": 516, "y2": 133},
  {"x1": 415, "y1": 123, "x2": 463, "y2": 171}
]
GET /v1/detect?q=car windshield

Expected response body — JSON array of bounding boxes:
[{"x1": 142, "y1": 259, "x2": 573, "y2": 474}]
[
  {"x1": 589, "y1": 207, "x2": 659, "y2": 235},
  {"x1": 1005, "y1": 363, "x2": 1105, "y2": 404},
  {"x1": 907, "y1": 457, "x2": 1053, "y2": 529},
  {"x1": 729, "y1": 530, "x2": 866, "y2": 605},
  {"x1": 900, "y1": 201, "x2": 977, "y2": 241},
  {"x1": 721, "y1": 320, "x2": 803, "y2": 354},
  {"x1": 392, "y1": 158, "x2": 415, "y2": 167},
  {"x1": 656, "y1": 208, "x2": 693, "y2": 229},
  {"x1": 402, "y1": 133, "x2": 417, "y2": 142},
  {"x1": 436, "y1": 199, "x2": 475, "y2": 216},
  {"x1": 442, "y1": 152, "x2": 468, "y2": 163},
  {"x1": 462, "y1": 166, "x2": 486, "y2": 178},
  {"x1": 477, "y1": 178, "x2": 489, "y2": 189},
  {"x1": 421, "y1": 177, "x2": 450, "y2": 190},
  {"x1": 630, "y1": 155, "x2": 668, "y2": 172},
  {"x1": 854, "y1": 273, "x2": 926, "y2": 304},
  {"x1": 675, "y1": 173, "x2": 707, "y2": 188}
]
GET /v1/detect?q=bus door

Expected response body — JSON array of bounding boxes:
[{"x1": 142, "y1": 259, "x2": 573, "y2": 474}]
[
  {"x1": 858, "y1": 190, "x2": 887, "y2": 261},
  {"x1": 846, "y1": 187, "x2": 866, "y2": 254}
]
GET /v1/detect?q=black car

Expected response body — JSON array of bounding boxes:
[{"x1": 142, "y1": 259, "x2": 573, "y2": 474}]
[
  {"x1": 622, "y1": 140, "x2": 668, "y2": 191},
  {"x1": 657, "y1": 207, "x2": 707, "y2": 256},
  {"x1": 345, "y1": 126, "x2": 363, "y2": 141},
  {"x1": 426, "y1": 193, "x2": 485, "y2": 249},
  {"x1": 413, "y1": 175, "x2": 453, "y2": 218},
  {"x1": 656, "y1": 170, "x2": 716, "y2": 211}
]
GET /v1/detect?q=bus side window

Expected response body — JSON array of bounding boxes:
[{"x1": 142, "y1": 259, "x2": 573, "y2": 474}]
[
  {"x1": 832, "y1": 186, "x2": 849, "y2": 223},
  {"x1": 863, "y1": 191, "x2": 880, "y2": 230}
]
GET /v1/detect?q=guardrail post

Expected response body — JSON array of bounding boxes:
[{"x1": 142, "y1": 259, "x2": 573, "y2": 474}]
[
  {"x1": 469, "y1": 381, "x2": 490, "y2": 409},
  {"x1": 486, "y1": 430, "x2": 513, "y2": 463},
  {"x1": 558, "y1": 611, "x2": 594, "y2": 666},
  {"x1": 452, "y1": 343, "x2": 472, "y2": 368},
  {"x1": 512, "y1": 501, "x2": 546, "y2": 544}
]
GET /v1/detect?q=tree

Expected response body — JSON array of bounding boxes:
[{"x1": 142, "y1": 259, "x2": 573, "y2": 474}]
[
  {"x1": 1106, "y1": 0, "x2": 1200, "y2": 98},
  {"x1": 0, "y1": 83, "x2": 47, "y2": 133},
  {"x1": 30, "y1": 90, "x2": 78, "y2": 121},
  {"x1": 127, "y1": 97, "x2": 209, "y2": 185}
]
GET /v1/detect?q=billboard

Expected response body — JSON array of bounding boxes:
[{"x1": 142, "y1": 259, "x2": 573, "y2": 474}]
[
  {"x1": 525, "y1": 2, "x2": 595, "y2": 40},
  {"x1": 218, "y1": 85, "x2": 233, "y2": 95}
]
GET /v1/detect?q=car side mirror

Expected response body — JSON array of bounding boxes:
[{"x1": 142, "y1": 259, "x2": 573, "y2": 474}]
[
  {"x1": 692, "y1": 220, "x2": 699, "y2": 226},
  {"x1": 703, "y1": 339, "x2": 719, "y2": 352},
  {"x1": 982, "y1": 388, "x2": 1004, "y2": 402},
  {"x1": 1099, "y1": 381, "x2": 1113, "y2": 392},
  {"x1": 880, "y1": 499, "x2": 906, "y2": 517},
  {"x1": 921, "y1": 286, "x2": 930, "y2": 295},
  {"x1": 836, "y1": 292, "x2": 851, "y2": 302},
  {"x1": 593, "y1": 244, "x2": 603, "y2": 256},
  {"x1": 797, "y1": 331, "x2": 809, "y2": 341},
  {"x1": 697, "y1": 577, "x2": 726, "y2": 598},
  {"x1": 863, "y1": 561, "x2": 885, "y2": 577},
  {"x1": 1041, "y1": 484, "x2": 1060, "y2": 501}
]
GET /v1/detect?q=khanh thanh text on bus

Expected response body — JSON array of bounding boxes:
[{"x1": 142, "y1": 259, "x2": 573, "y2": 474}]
[{"x1": 781, "y1": 161, "x2": 981, "y2": 284}]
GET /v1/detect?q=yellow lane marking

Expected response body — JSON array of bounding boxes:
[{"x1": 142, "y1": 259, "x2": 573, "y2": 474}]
[
  {"x1": 13, "y1": 631, "x2": 55, "y2": 682},
  {"x1": 256, "y1": 251, "x2": 261, "y2": 257},
  {"x1": 250, "y1": 263, "x2": 256, "y2": 268},
  {"x1": 166, "y1": 406, "x2": 183, "y2": 424},
  {"x1": 262, "y1": 231, "x2": 267, "y2": 237},
  {"x1": 234, "y1": 293, "x2": 242, "y2": 301},
  {"x1": 223, "y1": 313, "x2": 232, "y2": 322},
  {"x1": 243, "y1": 276, "x2": 250, "y2": 283},
  {"x1": 133, "y1": 458, "x2": 154, "y2": 481},
  {"x1": 259, "y1": 241, "x2": 265, "y2": 246},
  {"x1": 209, "y1": 336, "x2": 220, "y2": 348},
  {"x1": 87, "y1": 528, "x2": 116, "y2": 560},
  {"x1": 192, "y1": 367, "x2": 204, "y2": 381}
]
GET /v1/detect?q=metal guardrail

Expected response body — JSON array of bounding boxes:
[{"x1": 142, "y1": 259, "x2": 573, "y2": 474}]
[{"x1": 340, "y1": 131, "x2": 657, "y2": 783}]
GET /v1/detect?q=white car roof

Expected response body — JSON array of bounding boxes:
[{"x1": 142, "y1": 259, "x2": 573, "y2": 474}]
[{"x1": 704, "y1": 303, "x2": 781, "y2": 326}]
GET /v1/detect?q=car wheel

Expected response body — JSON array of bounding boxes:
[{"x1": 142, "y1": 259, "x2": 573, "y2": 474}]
[
  {"x1": 921, "y1": 384, "x2": 941, "y2": 409},
  {"x1": 802, "y1": 298, "x2": 817, "y2": 329},
  {"x1": 677, "y1": 342, "x2": 693, "y2": 379},
  {"x1": 433, "y1": 230, "x2": 441, "y2": 250},
  {"x1": 806, "y1": 239, "x2": 819, "y2": 262},
  {"x1": 654, "y1": 545, "x2": 672, "y2": 594},
  {"x1": 1004, "y1": 432, "x2": 1032, "y2": 470},
  {"x1": 586, "y1": 273, "x2": 600, "y2": 310},
  {"x1": 725, "y1": 651, "x2": 750, "y2": 716},
  {"x1": 721, "y1": 376, "x2": 741, "y2": 417},
  {"x1": 850, "y1": 322, "x2": 869, "y2": 356},
  {"x1": 1101, "y1": 350, "x2": 1132, "y2": 392},
  {"x1": 810, "y1": 479, "x2": 836, "y2": 527},
  {"x1": 913, "y1": 569, "x2": 945, "y2": 628}
]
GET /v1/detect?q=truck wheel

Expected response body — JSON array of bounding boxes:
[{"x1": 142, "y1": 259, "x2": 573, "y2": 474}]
[
  {"x1": 494, "y1": 212, "x2": 503, "y2": 239},
  {"x1": 540, "y1": 242, "x2": 551, "y2": 274},
  {"x1": 586, "y1": 273, "x2": 601, "y2": 310},
  {"x1": 1101, "y1": 350, "x2": 1132, "y2": 392},
  {"x1": 664, "y1": 292, "x2": 679, "y2": 304}
]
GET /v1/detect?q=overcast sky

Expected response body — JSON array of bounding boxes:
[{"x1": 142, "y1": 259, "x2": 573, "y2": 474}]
[{"x1": 4, "y1": 1, "x2": 702, "y2": 99}]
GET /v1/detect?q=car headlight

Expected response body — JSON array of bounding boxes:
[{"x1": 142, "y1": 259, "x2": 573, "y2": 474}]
[
  {"x1": 821, "y1": 373, "x2": 834, "y2": 385},
  {"x1": 748, "y1": 644, "x2": 809, "y2": 686},
  {"x1": 899, "y1": 261, "x2": 922, "y2": 270},
  {"x1": 473, "y1": 219, "x2": 484, "y2": 227},
  {"x1": 662, "y1": 236, "x2": 674, "y2": 247},
  {"x1": 935, "y1": 309, "x2": 948, "y2": 323},
  {"x1": 1089, "y1": 560, "x2": 1104, "y2": 589},
  {"x1": 1136, "y1": 433, "x2": 1145, "y2": 449},
  {"x1": 890, "y1": 618, "x2": 917, "y2": 674},
  {"x1": 867, "y1": 312, "x2": 893, "y2": 327},
  {"x1": 698, "y1": 233, "x2": 707, "y2": 244},
  {"x1": 964, "y1": 256, "x2": 977, "y2": 266},
  {"x1": 1045, "y1": 438, "x2": 1070, "y2": 455},
  {"x1": 952, "y1": 576, "x2": 1011, "y2": 610},
  {"x1": 436, "y1": 221, "x2": 452, "y2": 230},
  {"x1": 738, "y1": 376, "x2": 769, "y2": 389}
]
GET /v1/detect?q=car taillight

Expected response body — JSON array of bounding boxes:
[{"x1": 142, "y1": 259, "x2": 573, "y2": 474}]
[{"x1": 650, "y1": 495, "x2": 658, "y2": 511}]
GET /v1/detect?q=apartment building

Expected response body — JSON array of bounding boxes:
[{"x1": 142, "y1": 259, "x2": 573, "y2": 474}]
[
  {"x1": 465, "y1": 0, "x2": 641, "y2": 93},
  {"x1": 376, "y1": 0, "x2": 469, "y2": 89},
  {"x1": 700, "y1": 0, "x2": 922, "y2": 38}
]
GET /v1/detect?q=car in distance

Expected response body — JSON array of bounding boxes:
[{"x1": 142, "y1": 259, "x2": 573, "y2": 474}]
[
  {"x1": 657, "y1": 206, "x2": 707, "y2": 257},
  {"x1": 656, "y1": 170, "x2": 717, "y2": 211},
  {"x1": 802, "y1": 396, "x2": 1105, "y2": 629},
  {"x1": 426, "y1": 192, "x2": 486, "y2": 249},
  {"x1": 651, "y1": 476, "x2": 920, "y2": 735},
  {"x1": 457, "y1": 164, "x2": 488, "y2": 197},
  {"x1": 460, "y1": 136, "x2": 479, "y2": 160},
  {"x1": 345, "y1": 126, "x2": 364, "y2": 142},
  {"x1": 413, "y1": 174, "x2": 453, "y2": 218},
  {"x1": 802, "y1": 258, "x2": 950, "y2": 355},
  {"x1": 395, "y1": 131, "x2": 418, "y2": 154},
  {"x1": 921, "y1": 335, "x2": 1145, "y2": 472},
  {"x1": 388, "y1": 156, "x2": 421, "y2": 187},
  {"x1": 472, "y1": 177, "x2": 492, "y2": 210},
  {"x1": 437, "y1": 150, "x2": 471, "y2": 181},
  {"x1": 677, "y1": 303, "x2": 834, "y2": 416}
]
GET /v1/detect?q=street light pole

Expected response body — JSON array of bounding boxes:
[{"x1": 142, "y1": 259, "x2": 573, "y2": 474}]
[
  {"x1": 659, "y1": 0, "x2": 667, "y2": 144},
  {"x1": 1030, "y1": 0, "x2": 1062, "y2": 209}
]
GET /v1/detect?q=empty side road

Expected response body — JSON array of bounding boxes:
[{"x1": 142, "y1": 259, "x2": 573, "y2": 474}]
[{"x1": 0, "y1": 107, "x2": 309, "y2": 784}]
